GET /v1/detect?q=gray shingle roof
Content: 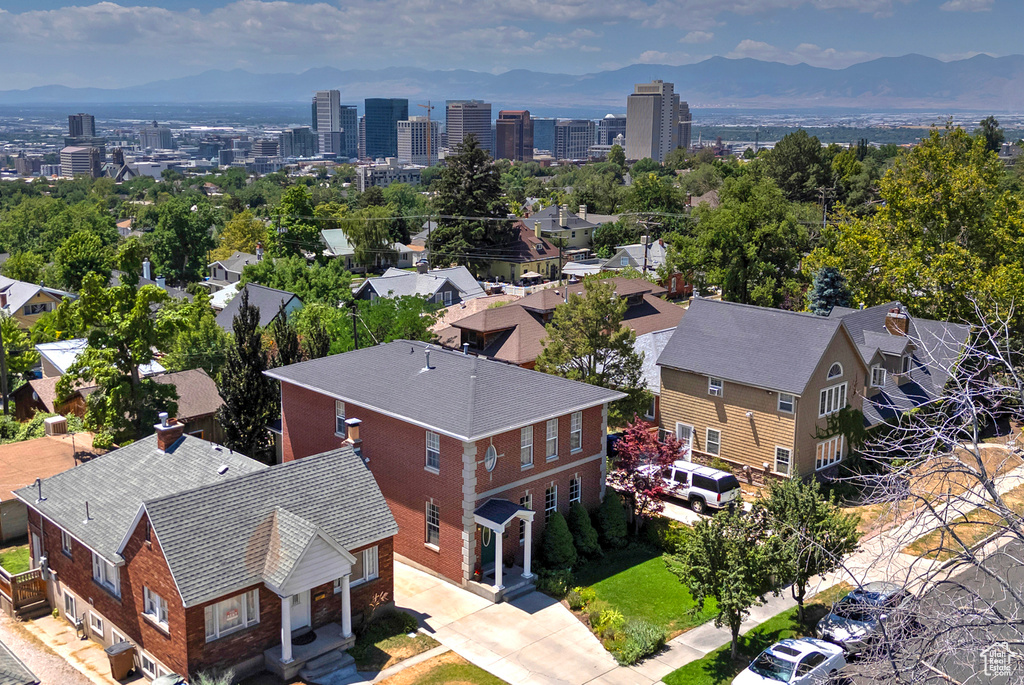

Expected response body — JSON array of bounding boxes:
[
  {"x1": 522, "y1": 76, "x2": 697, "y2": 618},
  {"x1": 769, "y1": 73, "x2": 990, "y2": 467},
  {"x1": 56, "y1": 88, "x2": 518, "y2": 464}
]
[
  {"x1": 657, "y1": 298, "x2": 846, "y2": 395},
  {"x1": 215, "y1": 283, "x2": 301, "y2": 332},
  {"x1": 0, "y1": 276, "x2": 72, "y2": 316},
  {"x1": 212, "y1": 251, "x2": 259, "y2": 275},
  {"x1": 267, "y1": 340, "x2": 625, "y2": 441},
  {"x1": 143, "y1": 446, "x2": 396, "y2": 606},
  {"x1": 13, "y1": 435, "x2": 264, "y2": 563},
  {"x1": 635, "y1": 328, "x2": 676, "y2": 394},
  {"x1": 0, "y1": 640, "x2": 38, "y2": 685}
]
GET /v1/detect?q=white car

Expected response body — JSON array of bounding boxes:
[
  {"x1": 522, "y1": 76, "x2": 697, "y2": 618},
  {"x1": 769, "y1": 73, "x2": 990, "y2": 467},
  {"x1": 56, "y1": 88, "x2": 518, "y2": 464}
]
[{"x1": 732, "y1": 638, "x2": 847, "y2": 684}]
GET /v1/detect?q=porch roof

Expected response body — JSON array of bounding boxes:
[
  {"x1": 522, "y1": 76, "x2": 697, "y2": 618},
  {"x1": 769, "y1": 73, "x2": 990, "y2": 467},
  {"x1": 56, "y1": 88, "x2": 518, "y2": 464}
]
[{"x1": 474, "y1": 498, "x2": 534, "y2": 529}]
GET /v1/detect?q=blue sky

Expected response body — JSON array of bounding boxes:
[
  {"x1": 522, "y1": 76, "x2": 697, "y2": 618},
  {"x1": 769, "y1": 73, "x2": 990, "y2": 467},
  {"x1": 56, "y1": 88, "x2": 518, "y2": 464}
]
[{"x1": 0, "y1": 0, "x2": 1016, "y2": 90}]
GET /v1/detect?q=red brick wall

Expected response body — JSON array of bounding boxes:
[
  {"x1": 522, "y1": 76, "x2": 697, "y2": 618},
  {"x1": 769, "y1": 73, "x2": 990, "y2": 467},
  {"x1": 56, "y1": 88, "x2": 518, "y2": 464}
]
[{"x1": 280, "y1": 382, "x2": 607, "y2": 584}]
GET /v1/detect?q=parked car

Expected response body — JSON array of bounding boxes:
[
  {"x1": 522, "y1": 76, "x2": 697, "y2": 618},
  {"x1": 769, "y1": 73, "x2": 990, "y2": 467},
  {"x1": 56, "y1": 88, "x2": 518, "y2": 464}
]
[
  {"x1": 733, "y1": 638, "x2": 847, "y2": 684},
  {"x1": 652, "y1": 459, "x2": 741, "y2": 515},
  {"x1": 816, "y1": 582, "x2": 920, "y2": 655}
]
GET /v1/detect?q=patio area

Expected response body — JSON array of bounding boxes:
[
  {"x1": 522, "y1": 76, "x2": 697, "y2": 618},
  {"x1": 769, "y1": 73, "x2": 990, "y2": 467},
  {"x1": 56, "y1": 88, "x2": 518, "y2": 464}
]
[{"x1": 17, "y1": 613, "x2": 144, "y2": 685}]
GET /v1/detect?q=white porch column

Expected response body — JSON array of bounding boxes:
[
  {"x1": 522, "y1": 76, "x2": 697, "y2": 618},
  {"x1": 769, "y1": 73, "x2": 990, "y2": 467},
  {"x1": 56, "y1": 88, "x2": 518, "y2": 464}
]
[
  {"x1": 522, "y1": 517, "x2": 533, "y2": 579},
  {"x1": 493, "y1": 527, "x2": 504, "y2": 590},
  {"x1": 280, "y1": 595, "x2": 293, "y2": 664},
  {"x1": 341, "y1": 574, "x2": 352, "y2": 638}
]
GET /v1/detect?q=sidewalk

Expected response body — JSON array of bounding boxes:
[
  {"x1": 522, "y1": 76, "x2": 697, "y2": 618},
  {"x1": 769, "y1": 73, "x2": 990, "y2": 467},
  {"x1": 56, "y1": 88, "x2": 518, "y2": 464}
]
[{"x1": 16, "y1": 614, "x2": 138, "y2": 685}]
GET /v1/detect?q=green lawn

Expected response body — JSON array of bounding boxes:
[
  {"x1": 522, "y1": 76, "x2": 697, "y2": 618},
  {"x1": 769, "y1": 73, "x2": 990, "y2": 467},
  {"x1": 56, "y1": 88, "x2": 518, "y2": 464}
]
[
  {"x1": 663, "y1": 584, "x2": 851, "y2": 685},
  {"x1": 378, "y1": 652, "x2": 506, "y2": 685},
  {"x1": 573, "y1": 546, "x2": 718, "y2": 637},
  {"x1": 0, "y1": 544, "x2": 30, "y2": 574}
]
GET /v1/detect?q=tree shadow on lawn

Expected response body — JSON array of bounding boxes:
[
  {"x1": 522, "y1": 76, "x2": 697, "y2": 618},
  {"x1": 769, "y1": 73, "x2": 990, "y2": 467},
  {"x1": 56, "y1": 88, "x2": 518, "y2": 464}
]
[{"x1": 572, "y1": 544, "x2": 661, "y2": 587}]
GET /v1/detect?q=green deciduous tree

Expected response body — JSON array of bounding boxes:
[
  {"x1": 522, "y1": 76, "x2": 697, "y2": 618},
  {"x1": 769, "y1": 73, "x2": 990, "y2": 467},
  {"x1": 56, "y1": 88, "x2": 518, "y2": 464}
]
[
  {"x1": 535, "y1": 278, "x2": 646, "y2": 424},
  {"x1": 355, "y1": 296, "x2": 439, "y2": 347},
  {"x1": 149, "y1": 198, "x2": 216, "y2": 284},
  {"x1": 52, "y1": 231, "x2": 110, "y2": 292},
  {"x1": 0, "y1": 315, "x2": 39, "y2": 389},
  {"x1": 807, "y1": 266, "x2": 851, "y2": 316},
  {"x1": 669, "y1": 507, "x2": 773, "y2": 659},
  {"x1": 2, "y1": 252, "x2": 46, "y2": 284},
  {"x1": 160, "y1": 289, "x2": 232, "y2": 381},
  {"x1": 212, "y1": 210, "x2": 267, "y2": 261},
  {"x1": 755, "y1": 478, "x2": 860, "y2": 623},
  {"x1": 217, "y1": 288, "x2": 278, "y2": 464},
  {"x1": 976, "y1": 115, "x2": 1005, "y2": 153},
  {"x1": 241, "y1": 254, "x2": 353, "y2": 306},
  {"x1": 340, "y1": 206, "x2": 396, "y2": 268},
  {"x1": 608, "y1": 144, "x2": 626, "y2": 170},
  {"x1": 761, "y1": 129, "x2": 830, "y2": 203},
  {"x1": 268, "y1": 185, "x2": 322, "y2": 259}
]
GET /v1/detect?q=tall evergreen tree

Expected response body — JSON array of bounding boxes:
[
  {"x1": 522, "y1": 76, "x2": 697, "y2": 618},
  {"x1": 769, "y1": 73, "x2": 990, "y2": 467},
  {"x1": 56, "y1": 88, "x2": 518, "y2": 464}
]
[
  {"x1": 302, "y1": 315, "x2": 331, "y2": 360},
  {"x1": 807, "y1": 266, "x2": 852, "y2": 316},
  {"x1": 217, "y1": 289, "x2": 278, "y2": 464},
  {"x1": 270, "y1": 304, "x2": 302, "y2": 366}
]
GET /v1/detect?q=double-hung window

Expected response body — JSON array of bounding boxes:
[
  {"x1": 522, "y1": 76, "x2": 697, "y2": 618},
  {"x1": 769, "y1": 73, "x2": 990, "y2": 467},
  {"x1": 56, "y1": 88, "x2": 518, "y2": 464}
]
[
  {"x1": 818, "y1": 382, "x2": 848, "y2": 417},
  {"x1": 425, "y1": 431, "x2": 440, "y2": 472},
  {"x1": 569, "y1": 477, "x2": 581, "y2": 504},
  {"x1": 521, "y1": 426, "x2": 534, "y2": 467},
  {"x1": 871, "y1": 366, "x2": 886, "y2": 388},
  {"x1": 705, "y1": 428, "x2": 721, "y2": 456},
  {"x1": 708, "y1": 377, "x2": 724, "y2": 397},
  {"x1": 443, "y1": 290, "x2": 453, "y2": 306},
  {"x1": 774, "y1": 447, "x2": 792, "y2": 476},
  {"x1": 92, "y1": 553, "x2": 120, "y2": 598},
  {"x1": 143, "y1": 587, "x2": 168, "y2": 630},
  {"x1": 901, "y1": 355, "x2": 912, "y2": 375},
  {"x1": 335, "y1": 547, "x2": 379, "y2": 591},
  {"x1": 815, "y1": 435, "x2": 844, "y2": 470},
  {"x1": 778, "y1": 393, "x2": 795, "y2": 414},
  {"x1": 545, "y1": 419, "x2": 558, "y2": 460},
  {"x1": 425, "y1": 502, "x2": 440, "y2": 547},
  {"x1": 335, "y1": 400, "x2": 346, "y2": 436},
  {"x1": 570, "y1": 411, "x2": 582, "y2": 452},
  {"x1": 545, "y1": 486, "x2": 557, "y2": 522},
  {"x1": 204, "y1": 589, "x2": 259, "y2": 642},
  {"x1": 61, "y1": 530, "x2": 72, "y2": 557}
]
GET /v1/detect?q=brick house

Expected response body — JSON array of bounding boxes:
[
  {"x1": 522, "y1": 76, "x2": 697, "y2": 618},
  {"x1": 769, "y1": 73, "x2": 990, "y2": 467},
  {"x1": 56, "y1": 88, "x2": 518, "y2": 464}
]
[
  {"x1": 267, "y1": 340, "x2": 624, "y2": 602},
  {"x1": 657, "y1": 299, "x2": 969, "y2": 483},
  {"x1": 15, "y1": 421, "x2": 396, "y2": 681}
]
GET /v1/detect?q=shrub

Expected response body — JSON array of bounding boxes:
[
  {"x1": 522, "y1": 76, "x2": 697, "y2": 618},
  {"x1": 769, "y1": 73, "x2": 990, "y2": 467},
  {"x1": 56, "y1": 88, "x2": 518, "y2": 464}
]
[
  {"x1": 593, "y1": 608, "x2": 625, "y2": 636},
  {"x1": 577, "y1": 586, "x2": 597, "y2": 606},
  {"x1": 587, "y1": 599, "x2": 611, "y2": 627},
  {"x1": 597, "y1": 492, "x2": 628, "y2": 548},
  {"x1": 614, "y1": 619, "x2": 666, "y2": 665},
  {"x1": 567, "y1": 502, "x2": 602, "y2": 558},
  {"x1": 645, "y1": 517, "x2": 690, "y2": 555},
  {"x1": 540, "y1": 511, "x2": 578, "y2": 569},
  {"x1": 349, "y1": 609, "x2": 419, "y2": 661},
  {"x1": 534, "y1": 568, "x2": 573, "y2": 598},
  {"x1": 707, "y1": 456, "x2": 732, "y2": 473},
  {"x1": 192, "y1": 670, "x2": 236, "y2": 685},
  {"x1": 566, "y1": 589, "x2": 585, "y2": 611}
]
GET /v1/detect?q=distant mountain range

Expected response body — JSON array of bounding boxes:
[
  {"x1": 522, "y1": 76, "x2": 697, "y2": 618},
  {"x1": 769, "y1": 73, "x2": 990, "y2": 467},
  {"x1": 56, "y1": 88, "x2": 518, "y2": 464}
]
[{"x1": 2, "y1": 54, "x2": 1024, "y2": 111}]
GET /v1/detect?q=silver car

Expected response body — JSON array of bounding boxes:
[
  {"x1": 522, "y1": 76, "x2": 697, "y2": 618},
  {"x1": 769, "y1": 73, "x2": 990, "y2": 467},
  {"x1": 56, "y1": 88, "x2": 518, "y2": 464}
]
[{"x1": 816, "y1": 582, "x2": 919, "y2": 655}]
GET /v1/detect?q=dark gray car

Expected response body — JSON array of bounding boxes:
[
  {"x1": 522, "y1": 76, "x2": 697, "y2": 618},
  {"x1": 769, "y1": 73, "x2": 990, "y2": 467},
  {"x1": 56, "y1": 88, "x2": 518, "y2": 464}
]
[{"x1": 816, "y1": 582, "x2": 919, "y2": 655}]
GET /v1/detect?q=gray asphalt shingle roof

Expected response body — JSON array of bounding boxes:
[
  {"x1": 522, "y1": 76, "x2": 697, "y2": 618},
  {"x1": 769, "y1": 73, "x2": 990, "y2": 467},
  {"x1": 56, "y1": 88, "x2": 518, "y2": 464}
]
[
  {"x1": 636, "y1": 328, "x2": 676, "y2": 395},
  {"x1": 267, "y1": 340, "x2": 625, "y2": 441},
  {"x1": 657, "y1": 298, "x2": 845, "y2": 395},
  {"x1": 0, "y1": 640, "x2": 38, "y2": 685},
  {"x1": 13, "y1": 435, "x2": 264, "y2": 563},
  {"x1": 215, "y1": 283, "x2": 301, "y2": 331},
  {"x1": 144, "y1": 446, "x2": 396, "y2": 606}
]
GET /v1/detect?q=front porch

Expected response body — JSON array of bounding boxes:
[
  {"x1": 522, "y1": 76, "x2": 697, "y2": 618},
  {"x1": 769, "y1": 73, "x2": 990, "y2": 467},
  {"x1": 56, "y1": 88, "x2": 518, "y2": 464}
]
[
  {"x1": 262, "y1": 622, "x2": 355, "y2": 681},
  {"x1": 469, "y1": 499, "x2": 535, "y2": 604}
]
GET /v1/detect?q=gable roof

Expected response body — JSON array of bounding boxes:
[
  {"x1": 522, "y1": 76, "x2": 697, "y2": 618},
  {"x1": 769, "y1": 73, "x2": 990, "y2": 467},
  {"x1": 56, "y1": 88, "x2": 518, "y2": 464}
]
[
  {"x1": 497, "y1": 224, "x2": 559, "y2": 264},
  {"x1": 528, "y1": 205, "x2": 598, "y2": 233},
  {"x1": 210, "y1": 251, "x2": 259, "y2": 275},
  {"x1": 267, "y1": 340, "x2": 625, "y2": 441},
  {"x1": 320, "y1": 229, "x2": 355, "y2": 257},
  {"x1": 452, "y1": 305, "x2": 550, "y2": 365},
  {"x1": 152, "y1": 368, "x2": 224, "y2": 420},
  {"x1": 356, "y1": 272, "x2": 454, "y2": 300},
  {"x1": 215, "y1": 283, "x2": 301, "y2": 331},
  {"x1": 143, "y1": 446, "x2": 396, "y2": 606},
  {"x1": 602, "y1": 241, "x2": 669, "y2": 271},
  {"x1": 0, "y1": 276, "x2": 72, "y2": 315},
  {"x1": 14, "y1": 434, "x2": 265, "y2": 563},
  {"x1": 657, "y1": 298, "x2": 851, "y2": 396},
  {"x1": 36, "y1": 339, "x2": 165, "y2": 377},
  {"x1": 636, "y1": 328, "x2": 676, "y2": 395},
  {"x1": 0, "y1": 640, "x2": 39, "y2": 685}
]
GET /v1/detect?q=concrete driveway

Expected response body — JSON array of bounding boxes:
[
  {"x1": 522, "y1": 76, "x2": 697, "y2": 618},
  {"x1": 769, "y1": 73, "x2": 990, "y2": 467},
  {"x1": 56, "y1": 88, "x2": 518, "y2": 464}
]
[{"x1": 394, "y1": 562, "x2": 628, "y2": 685}]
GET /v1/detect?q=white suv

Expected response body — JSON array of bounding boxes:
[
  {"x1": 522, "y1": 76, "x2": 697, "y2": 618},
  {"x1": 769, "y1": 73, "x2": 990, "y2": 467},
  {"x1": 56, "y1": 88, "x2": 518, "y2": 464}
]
[{"x1": 657, "y1": 460, "x2": 741, "y2": 514}]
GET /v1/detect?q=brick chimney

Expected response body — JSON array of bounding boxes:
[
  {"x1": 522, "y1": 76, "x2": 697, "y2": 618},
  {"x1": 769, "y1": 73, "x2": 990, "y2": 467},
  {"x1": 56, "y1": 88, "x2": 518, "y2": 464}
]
[
  {"x1": 534, "y1": 220, "x2": 542, "y2": 239},
  {"x1": 343, "y1": 417, "x2": 363, "y2": 457},
  {"x1": 884, "y1": 307, "x2": 909, "y2": 336},
  {"x1": 579, "y1": 204, "x2": 587, "y2": 221},
  {"x1": 559, "y1": 205, "x2": 568, "y2": 227},
  {"x1": 154, "y1": 412, "x2": 185, "y2": 451}
]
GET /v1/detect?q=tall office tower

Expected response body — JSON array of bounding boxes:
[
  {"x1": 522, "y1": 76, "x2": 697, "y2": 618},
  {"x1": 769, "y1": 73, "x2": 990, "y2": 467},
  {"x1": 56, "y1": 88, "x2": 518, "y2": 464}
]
[
  {"x1": 311, "y1": 98, "x2": 318, "y2": 132},
  {"x1": 677, "y1": 101, "x2": 692, "y2": 152},
  {"x1": 279, "y1": 127, "x2": 317, "y2": 158},
  {"x1": 396, "y1": 116, "x2": 440, "y2": 166},
  {"x1": 319, "y1": 131, "x2": 343, "y2": 157},
  {"x1": 339, "y1": 105, "x2": 358, "y2": 159},
  {"x1": 68, "y1": 113, "x2": 95, "y2": 138},
  {"x1": 60, "y1": 146, "x2": 102, "y2": 178},
  {"x1": 494, "y1": 110, "x2": 533, "y2": 162},
  {"x1": 598, "y1": 114, "x2": 627, "y2": 146},
  {"x1": 364, "y1": 98, "x2": 408, "y2": 159},
  {"x1": 554, "y1": 119, "x2": 596, "y2": 160},
  {"x1": 314, "y1": 89, "x2": 343, "y2": 155},
  {"x1": 532, "y1": 117, "x2": 556, "y2": 154},
  {"x1": 358, "y1": 116, "x2": 366, "y2": 159},
  {"x1": 139, "y1": 121, "x2": 173, "y2": 151},
  {"x1": 445, "y1": 100, "x2": 492, "y2": 155},
  {"x1": 626, "y1": 80, "x2": 679, "y2": 163},
  {"x1": 252, "y1": 138, "x2": 280, "y2": 156}
]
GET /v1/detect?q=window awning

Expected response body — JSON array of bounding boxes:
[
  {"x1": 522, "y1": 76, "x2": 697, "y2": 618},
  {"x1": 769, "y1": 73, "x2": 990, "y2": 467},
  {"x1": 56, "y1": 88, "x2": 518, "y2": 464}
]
[{"x1": 474, "y1": 498, "x2": 534, "y2": 530}]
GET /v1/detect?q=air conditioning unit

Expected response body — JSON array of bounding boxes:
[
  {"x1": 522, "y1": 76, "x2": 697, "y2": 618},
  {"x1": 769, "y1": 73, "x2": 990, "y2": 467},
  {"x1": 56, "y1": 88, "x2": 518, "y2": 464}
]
[
  {"x1": 709, "y1": 388, "x2": 721, "y2": 397},
  {"x1": 44, "y1": 416, "x2": 67, "y2": 436}
]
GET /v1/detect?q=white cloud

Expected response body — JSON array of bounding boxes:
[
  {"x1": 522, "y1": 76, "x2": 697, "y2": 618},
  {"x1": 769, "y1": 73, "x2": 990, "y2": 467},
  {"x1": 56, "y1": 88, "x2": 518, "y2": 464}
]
[
  {"x1": 727, "y1": 39, "x2": 879, "y2": 68},
  {"x1": 680, "y1": 30, "x2": 714, "y2": 43},
  {"x1": 636, "y1": 50, "x2": 699, "y2": 66},
  {"x1": 939, "y1": 0, "x2": 993, "y2": 11}
]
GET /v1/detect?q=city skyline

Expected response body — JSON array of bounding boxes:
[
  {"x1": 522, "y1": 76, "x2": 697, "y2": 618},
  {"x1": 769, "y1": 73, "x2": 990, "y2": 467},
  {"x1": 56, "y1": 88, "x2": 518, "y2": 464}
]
[{"x1": 0, "y1": 0, "x2": 1017, "y2": 91}]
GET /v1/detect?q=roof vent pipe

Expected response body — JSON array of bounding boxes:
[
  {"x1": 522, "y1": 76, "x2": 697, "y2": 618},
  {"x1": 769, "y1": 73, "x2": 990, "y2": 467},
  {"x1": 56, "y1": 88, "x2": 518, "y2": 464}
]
[
  {"x1": 159, "y1": 411, "x2": 169, "y2": 427},
  {"x1": 424, "y1": 349, "x2": 432, "y2": 370},
  {"x1": 463, "y1": 343, "x2": 469, "y2": 355},
  {"x1": 84, "y1": 501, "x2": 91, "y2": 523},
  {"x1": 35, "y1": 478, "x2": 45, "y2": 503}
]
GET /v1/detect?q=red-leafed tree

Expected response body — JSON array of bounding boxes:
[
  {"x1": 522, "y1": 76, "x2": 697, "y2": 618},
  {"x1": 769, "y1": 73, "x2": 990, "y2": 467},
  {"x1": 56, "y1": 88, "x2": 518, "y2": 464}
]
[{"x1": 609, "y1": 416, "x2": 684, "y2": 533}]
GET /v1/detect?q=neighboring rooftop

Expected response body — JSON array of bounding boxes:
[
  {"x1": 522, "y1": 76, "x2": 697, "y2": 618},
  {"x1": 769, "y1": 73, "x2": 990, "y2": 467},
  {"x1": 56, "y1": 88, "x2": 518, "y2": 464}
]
[
  {"x1": 431, "y1": 294, "x2": 519, "y2": 331},
  {"x1": 210, "y1": 251, "x2": 259, "y2": 275},
  {"x1": 0, "y1": 276, "x2": 72, "y2": 317},
  {"x1": 36, "y1": 339, "x2": 165, "y2": 377},
  {"x1": 355, "y1": 266, "x2": 485, "y2": 301},
  {"x1": 215, "y1": 282, "x2": 301, "y2": 331},
  {"x1": 443, "y1": 304, "x2": 550, "y2": 366},
  {"x1": 0, "y1": 434, "x2": 102, "y2": 503},
  {"x1": 636, "y1": 328, "x2": 676, "y2": 395},
  {"x1": 267, "y1": 340, "x2": 625, "y2": 441},
  {"x1": 0, "y1": 639, "x2": 39, "y2": 685},
  {"x1": 152, "y1": 369, "x2": 224, "y2": 420}
]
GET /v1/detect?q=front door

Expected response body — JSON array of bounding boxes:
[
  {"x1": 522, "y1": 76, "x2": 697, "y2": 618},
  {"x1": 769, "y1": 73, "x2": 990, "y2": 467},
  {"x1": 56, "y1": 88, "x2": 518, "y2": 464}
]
[
  {"x1": 290, "y1": 590, "x2": 311, "y2": 631},
  {"x1": 676, "y1": 423, "x2": 694, "y2": 461},
  {"x1": 479, "y1": 525, "x2": 495, "y2": 571}
]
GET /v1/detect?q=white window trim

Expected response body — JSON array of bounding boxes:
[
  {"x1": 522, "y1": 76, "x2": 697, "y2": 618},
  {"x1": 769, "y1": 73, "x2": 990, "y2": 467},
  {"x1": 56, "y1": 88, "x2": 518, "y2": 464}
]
[
  {"x1": 425, "y1": 430, "x2": 440, "y2": 474},
  {"x1": 91, "y1": 553, "x2": 120, "y2": 598},
  {"x1": 519, "y1": 495, "x2": 532, "y2": 544},
  {"x1": 111, "y1": 628, "x2": 128, "y2": 645},
  {"x1": 570, "y1": 411, "x2": 583, "y2": 453},
  {"x1": 521, "y1": 426, "x2": 534, "y2": 467},
  {"x1": 545, "y1": 485, "x2": 557, "y2": 522},
  {"x1": 818, "y1": 382, "x2": 848, "y2": 418},
  {"x1": 61, "y1": 530, "x2": 73, "y2": 557},
  {"x1": 64, "y1": 592, "x2": 77, "y2": 621},
  {"x1": 778, "y1": 393, "x2": 795, "y2": 414},
  {"x1": 545, "y1": 419, "x2": 558, "y2": 461},
  {"x1": 443, "y1": 289, "x2": 453, "y2": 306},
  {"x1": 425, "y1": 502, "x2": 440, "y2": 550},
  {"x1": 139, "y1": 652, "x2": 158, "y2": 679},
  {"x1": 827, "y1": 362, "x2": 843, "y2": 380},
  {"x1": 334, "y1": 400, "x2": 346, "y2": 437},
  {"x1": 708, "y1": 377, "x2": 724, "y2": 397},
  {"x1": 705, "y1": 428, "x2": 721, "y2": 456},
  {"x1": 871, "y1": 365, "x2": 886, "y2": 388},
  {"x1": 336, "y1": 547, "x2": 379, "y2": 590},
  {"x1": 204, "y1": 589, "x2": 260, "y2": 642},
  {"x1": 569, "y1": 476, "x2": 581, "y2": 504},
  {"x1": 815, "y1": 435, "x2": 844, "y2": 471},
  {"x1": 774, "y1": 446, "x2": 793, "y2": 477},
  {"x1": 901, "y1": 354, "x2": 911, "y2": 374},
  {"x1": 143, "y1": 587, "x2": 169, "y2": 633},
  {"x1": 89, "y1": 611, "x2": 104, "y2": 636},
  {"x1": 644, "y1": 396, "x2": 656, "y2": 420}
]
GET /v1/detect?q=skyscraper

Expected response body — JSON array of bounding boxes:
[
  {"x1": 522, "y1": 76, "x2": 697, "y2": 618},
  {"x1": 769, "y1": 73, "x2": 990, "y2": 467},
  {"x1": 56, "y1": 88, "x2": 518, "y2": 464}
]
[
  {"x1": 68, "y1": 113, "x2": 95, "y2": 138},
  {"x1": 445, "y1": 100, "x2": 492, "y2": 155},
  {"x1": 598, "y1": 114, "x2": 627, "y2": 146},
  {"x1": 495, "y1": 110, "x2": 533, "y2": 162},
  {"x1": 314, "y1": 90, "x2": 344, "y2": 156},
  {"x1": 677, "y1": 101, "x2": 692, "y2": 152},
  {"x1": 397, "y1": 117, "x2": 440, "y2": 166},
  {"x1": 364, "y1": 98, "x2": 408, "y2": 159},
  {"x1": 532, "y1": 118, "x2": 556, "y2": 154},
  {"x1": 554, "y1": 120, "x2": 595, "y2": 160},
  {"x1": 358, "y1": 116, "x2": 366, "y2": 159},
  {"x1": 340, "y1": 105, "x2": 358, "y2": 159},
  {"x1": 139, "y1": 121, "x2": 173, "y2": 151},
  {"x1": 279, "y1": 127, "x2": 317, "y2": 158},
  {"x1": 626, "y1": 80, "x2": 679, "y2": 163}
]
